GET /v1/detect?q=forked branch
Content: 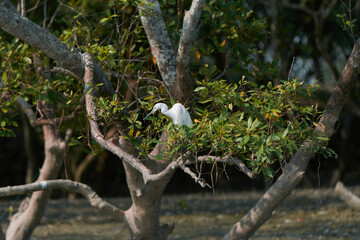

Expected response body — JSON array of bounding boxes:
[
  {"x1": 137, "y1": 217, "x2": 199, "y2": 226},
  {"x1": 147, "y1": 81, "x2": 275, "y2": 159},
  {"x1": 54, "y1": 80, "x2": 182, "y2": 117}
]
[{"x1": 16, "y1": 97, "x2": 82, "y2": 127}]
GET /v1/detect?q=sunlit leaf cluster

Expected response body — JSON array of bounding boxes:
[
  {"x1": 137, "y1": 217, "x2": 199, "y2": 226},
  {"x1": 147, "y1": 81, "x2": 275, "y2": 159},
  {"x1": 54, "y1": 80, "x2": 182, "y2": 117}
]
[{"x1": 186, "y1": 78, "x2": 322, "y2": 178}]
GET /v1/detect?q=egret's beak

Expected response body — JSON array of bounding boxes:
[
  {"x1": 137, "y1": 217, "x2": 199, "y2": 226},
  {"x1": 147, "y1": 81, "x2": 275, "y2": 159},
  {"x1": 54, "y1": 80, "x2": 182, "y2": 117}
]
[{"x1": 143, "y1": 111, "x2": 154, "y2": 120}]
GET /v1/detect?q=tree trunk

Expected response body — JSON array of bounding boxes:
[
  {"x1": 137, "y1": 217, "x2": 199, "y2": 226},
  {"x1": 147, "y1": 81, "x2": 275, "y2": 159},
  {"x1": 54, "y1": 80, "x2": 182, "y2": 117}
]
[
  {"x1": 123, "y1": 161, "x2": 175, "y2": 240},
  {"x1": 6, "y1": 102, "x2": 70, "y2": 240}
]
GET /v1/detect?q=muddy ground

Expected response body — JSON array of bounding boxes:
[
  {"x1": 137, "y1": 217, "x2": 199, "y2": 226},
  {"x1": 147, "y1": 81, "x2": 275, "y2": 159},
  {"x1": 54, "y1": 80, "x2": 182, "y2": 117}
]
[{"x1": 1, "y1": 187, "x2": 360, "y2": 239}]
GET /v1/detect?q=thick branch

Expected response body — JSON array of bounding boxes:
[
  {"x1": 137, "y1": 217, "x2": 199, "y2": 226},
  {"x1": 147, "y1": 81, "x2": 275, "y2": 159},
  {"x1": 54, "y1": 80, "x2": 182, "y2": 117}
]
[
  {"x1": 335, "y1": 181, "x2": 360, "y2": 210},
  {"x1": 0, "y1": 180, "x2": 125, "y2": 220},
  {"x1": 138, "y1": 0, "x2": 178, "y2": 99},
  {"x1": 223, "y1": 38, "x2": 360, "y2": 240},
  {"x1": 176, "y1": 0, "x2": 205, "y2": 102},
  {"x1": 0, "y1": 0, "x2": 113, "y2": 96},
  {"x1": 0, "y1": 0, "x2": 82, "y2": 76}
]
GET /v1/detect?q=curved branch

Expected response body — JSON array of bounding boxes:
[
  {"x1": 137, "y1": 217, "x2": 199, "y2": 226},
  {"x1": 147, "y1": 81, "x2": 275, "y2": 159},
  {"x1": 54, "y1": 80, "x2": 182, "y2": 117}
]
[
  {"x1": 0, "y1": 180, "x2": 125, "y2": 220},
  {"x1": 83, "y1": 53, "x2": 176, "y2": 184}
]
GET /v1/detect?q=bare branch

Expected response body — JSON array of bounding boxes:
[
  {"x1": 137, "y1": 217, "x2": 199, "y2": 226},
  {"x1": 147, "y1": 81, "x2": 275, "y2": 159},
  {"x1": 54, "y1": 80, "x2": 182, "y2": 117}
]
[
  {"x1": 185, "y1": 155, "x2": 256, "y2": 179},
  {"x1": 15, "y1": 96, "x2": 82, "y2": 127},
  {"x1": 20, "y1": 0, "x2": 25, "y2": 17},
  {"x1": 335, "y1": 181, "x2": 360, "y2": 210},
  {"x1": 0, "y1": 180, "x2": 125, "y2": 220},
  {"x1": 179, "y1": 163, "x2": 211, "y2": 188},
  {"x1": 48, "y1": 67, "x2": 82, "y2": 82},
  {"x1": 26, "y1": 0, "x2": 40, "y2": 13}
]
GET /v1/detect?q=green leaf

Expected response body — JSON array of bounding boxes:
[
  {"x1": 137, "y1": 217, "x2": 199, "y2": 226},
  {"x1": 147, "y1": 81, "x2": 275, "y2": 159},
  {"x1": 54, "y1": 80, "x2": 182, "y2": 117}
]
[
  {"x1": 250, "y1": 118, "x2": 260, "y2": 131},
  {"x1": 24, "y1": 57, "x2": 32, "y2": 64},
  {"x1": 281, "y1": 128, "x2": 289, "y2": 138},
  {"x1": 2, "y1": 72, "x2": 7, "y2": 82},
  {"x1": 316, "y1": 136, "x2": 329, "y2": 141},
  {"x1": 247, "y1": 117, "x2": 252, "y2": 129},
  {"x1": 155, "y1": 154, "x2": 164, "y2": 160},
  {"x1": 243, "y1": 135, "x2": 250, "y2": 144},
  {"x1": 194, "y1": 86, "x2": 206, "y2": 92}
]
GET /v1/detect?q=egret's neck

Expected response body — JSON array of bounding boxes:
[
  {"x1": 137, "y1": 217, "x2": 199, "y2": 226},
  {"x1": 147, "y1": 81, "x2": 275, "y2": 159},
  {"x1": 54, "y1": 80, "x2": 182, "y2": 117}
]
[{"x1": 159, "y1": 103, "x2": 169, "y2": 114}]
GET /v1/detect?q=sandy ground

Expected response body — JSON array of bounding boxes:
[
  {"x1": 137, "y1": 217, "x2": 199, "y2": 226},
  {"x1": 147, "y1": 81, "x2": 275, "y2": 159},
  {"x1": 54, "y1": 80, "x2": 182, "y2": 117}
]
[{"x1": 1, "y1": 187, "x2": 360, "y2": 239}]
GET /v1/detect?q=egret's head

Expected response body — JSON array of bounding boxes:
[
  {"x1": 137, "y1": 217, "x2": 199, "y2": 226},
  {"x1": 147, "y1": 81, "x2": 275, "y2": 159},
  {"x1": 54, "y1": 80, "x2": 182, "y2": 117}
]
[
  {"x1": 143, "y1": 103, "x2": 167, "y2": 120},
  {"x1": 152, "y1": 103, "x2": 164, "y2": 112}
]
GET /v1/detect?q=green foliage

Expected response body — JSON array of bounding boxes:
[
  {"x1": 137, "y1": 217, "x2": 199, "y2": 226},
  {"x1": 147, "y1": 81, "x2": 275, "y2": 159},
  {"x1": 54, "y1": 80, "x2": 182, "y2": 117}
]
[
  {"x1": 336, "y1": 1, "x2": 358, "y2": 41},
  {"x1": 0, "y1": 0, "x2": 337, "y2": 179},
  {"x1": 188, "y1": 78, "x2": 322, "y2": 178}
]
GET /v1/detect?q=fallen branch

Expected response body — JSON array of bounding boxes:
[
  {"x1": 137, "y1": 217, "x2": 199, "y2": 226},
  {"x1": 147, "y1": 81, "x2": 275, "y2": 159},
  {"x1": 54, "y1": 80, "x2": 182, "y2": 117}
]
[
  {"x1": 0, "y1": 180, "x2": 125, "y2": 220},
  {"x1": 335, "y1": 181, "x2": 360, "y2": 210}
]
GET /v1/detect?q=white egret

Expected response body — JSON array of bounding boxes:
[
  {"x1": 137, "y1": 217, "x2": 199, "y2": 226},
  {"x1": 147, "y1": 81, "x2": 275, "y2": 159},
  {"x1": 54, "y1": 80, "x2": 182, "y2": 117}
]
[{"x1": 144, "y1": 103, "x2": 192, "y2": 127}]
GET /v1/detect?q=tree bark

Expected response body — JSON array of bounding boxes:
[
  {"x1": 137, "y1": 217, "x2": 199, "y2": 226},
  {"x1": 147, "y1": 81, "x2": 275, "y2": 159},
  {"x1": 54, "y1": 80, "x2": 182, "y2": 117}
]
[
  {"x1": 123, "y1": 161, "x2": 175, "y2": 239},
  {"x1": 6, "y1": 102, "x2": 71, "y2": 240},
  {"x1": 138, "y1": 0, "x2": 178, "y2": 99},
  {"x1": 223, "y1": 38, "x2": 360, "y2": 239}
]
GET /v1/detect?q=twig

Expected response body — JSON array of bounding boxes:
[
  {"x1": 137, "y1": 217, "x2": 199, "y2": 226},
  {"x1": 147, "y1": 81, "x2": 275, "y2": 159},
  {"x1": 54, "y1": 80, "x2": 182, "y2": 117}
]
[
  {"x1": 48, "y1": 67, "x2": 82, "y2": 82},
  {"x1": 179, "y1": 163, "x2": 211, "y2": 188},
  {"x1": 186, "y1": 155, "x2": 257, "y2": 179},
  {"x1": 20, "y1": 0, "x2": 25, "y2": 17},
  {"x1": 16, "y1": 96, "x2": 82, "y2": 127},
  {"x1": 288, "y1": 56, "x2": 295, "y2": 80}
]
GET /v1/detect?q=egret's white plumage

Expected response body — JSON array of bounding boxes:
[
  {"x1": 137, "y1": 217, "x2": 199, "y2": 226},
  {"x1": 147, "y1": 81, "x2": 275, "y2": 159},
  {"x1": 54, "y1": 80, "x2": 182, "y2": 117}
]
[{"x1": 144, "y1": 103, "x2": 192, "y2": 127}]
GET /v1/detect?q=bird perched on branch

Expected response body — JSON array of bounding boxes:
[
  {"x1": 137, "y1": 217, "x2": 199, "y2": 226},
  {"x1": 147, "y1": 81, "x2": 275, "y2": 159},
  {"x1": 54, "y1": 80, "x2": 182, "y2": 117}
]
[{"x1": 144, "y1": 103, "x2": 192, "y2": 127}]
